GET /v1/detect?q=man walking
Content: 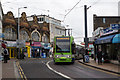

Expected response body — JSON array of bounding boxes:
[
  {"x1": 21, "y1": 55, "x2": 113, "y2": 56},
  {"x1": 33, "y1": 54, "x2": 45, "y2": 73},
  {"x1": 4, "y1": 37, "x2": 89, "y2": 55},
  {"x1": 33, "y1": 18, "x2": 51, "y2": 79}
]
[
  {"x1": 97, "y1": 49, "x2": 102, "y2": 65},
  {"x1": 3, "y1": 48, "x2": 9, "y2": 63}
]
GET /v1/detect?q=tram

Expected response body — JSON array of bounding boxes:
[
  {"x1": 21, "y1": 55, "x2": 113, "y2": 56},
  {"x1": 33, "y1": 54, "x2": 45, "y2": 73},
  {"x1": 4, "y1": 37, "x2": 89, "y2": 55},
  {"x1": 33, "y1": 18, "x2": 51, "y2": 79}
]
[{"x1": 53, "y1": 36, "x2": 76, "y2": 64}]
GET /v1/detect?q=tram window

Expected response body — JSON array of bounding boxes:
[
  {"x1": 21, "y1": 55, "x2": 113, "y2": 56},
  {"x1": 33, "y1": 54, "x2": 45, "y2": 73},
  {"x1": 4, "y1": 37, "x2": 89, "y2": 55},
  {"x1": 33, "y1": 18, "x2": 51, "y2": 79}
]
[{"x1": 56, "y1": 41, "x2": 70, "y2": 52}]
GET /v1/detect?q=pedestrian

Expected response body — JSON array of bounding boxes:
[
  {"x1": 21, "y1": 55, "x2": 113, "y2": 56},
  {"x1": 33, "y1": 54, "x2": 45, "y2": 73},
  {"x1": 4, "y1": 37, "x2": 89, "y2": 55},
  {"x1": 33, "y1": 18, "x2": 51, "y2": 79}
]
[
  {"x1": 91, "y1": 48, "x2": 94, "y2": 59},
  {"x1": 3, "y1": 48, "x2": 9, "y2": 63},
  {"x1": 35, "y1": 49, "x2": 37, "y2": 58},
  {"x1": 97, "y1": 49, "x2": 102, "y2": 65},
  {"x1": 81, "y1": 48, "x2": 85, "y2": 62},
  {"x1": 49, "y1": 47, "x2": 53, "y2": 58}
]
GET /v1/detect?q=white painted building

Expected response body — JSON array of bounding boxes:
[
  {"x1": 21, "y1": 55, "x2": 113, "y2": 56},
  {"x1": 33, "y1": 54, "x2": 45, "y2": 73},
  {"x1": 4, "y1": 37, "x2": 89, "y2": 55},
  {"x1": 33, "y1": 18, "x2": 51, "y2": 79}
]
[{"x1": 118, "y1": 1, "x2": 120, "y2": 16}]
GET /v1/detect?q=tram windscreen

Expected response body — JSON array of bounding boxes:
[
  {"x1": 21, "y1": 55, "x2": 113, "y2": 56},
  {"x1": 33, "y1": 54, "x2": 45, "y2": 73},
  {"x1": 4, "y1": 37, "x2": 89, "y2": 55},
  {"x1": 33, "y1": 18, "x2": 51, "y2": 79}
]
[{"x1": 56, "y1": 37, "x2": 70, "y2": 53}]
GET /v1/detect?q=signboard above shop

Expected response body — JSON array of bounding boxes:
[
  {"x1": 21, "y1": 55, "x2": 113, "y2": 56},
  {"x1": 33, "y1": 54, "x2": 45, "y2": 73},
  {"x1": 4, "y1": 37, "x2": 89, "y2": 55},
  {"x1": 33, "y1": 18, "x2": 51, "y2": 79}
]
[
  {"x1": 92, "y1": 27, "x2": 103, "y2": 37},
  {"x1": 31, "y1": 42, "x2": 42, "y2": 47},
  {"x1": 6, "y1": 41, "x2": 17, "y2": 47},
  {"x1": 16, "y1": 40, "x2": 25, "y2": 48},
  {"x1": 100, "y1": 24, "x2": 120, "y2": 36}
]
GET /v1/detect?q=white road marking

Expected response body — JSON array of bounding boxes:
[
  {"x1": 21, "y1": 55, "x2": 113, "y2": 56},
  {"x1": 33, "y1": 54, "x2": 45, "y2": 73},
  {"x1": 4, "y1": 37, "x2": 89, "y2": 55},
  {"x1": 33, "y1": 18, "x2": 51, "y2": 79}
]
[{"x1": 46, "y1": 60, "x2": 74, "y2": 80}]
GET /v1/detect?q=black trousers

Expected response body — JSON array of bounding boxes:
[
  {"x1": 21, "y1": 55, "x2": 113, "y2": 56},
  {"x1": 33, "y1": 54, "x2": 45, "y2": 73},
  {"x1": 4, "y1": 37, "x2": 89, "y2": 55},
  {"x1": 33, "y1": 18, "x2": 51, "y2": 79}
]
[
  {"x1": 98, "y1": 58, "x2": 102, "y2": 64},
  {"x1": 4, "y1": 55, "x2": 8, "y2": 63}
]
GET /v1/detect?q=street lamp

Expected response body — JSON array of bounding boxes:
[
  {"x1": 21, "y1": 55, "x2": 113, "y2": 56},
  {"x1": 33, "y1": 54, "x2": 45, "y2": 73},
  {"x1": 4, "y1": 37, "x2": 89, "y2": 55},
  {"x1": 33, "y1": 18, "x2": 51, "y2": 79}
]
[{"x1": 17, "y1": 6, "x2": 27, "y2": 59}]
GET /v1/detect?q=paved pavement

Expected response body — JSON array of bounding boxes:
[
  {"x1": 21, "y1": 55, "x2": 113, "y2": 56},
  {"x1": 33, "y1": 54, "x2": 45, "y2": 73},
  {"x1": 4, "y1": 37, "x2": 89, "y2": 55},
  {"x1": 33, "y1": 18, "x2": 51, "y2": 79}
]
[
  {"x1": 1, "y1": 59, "x2": 19, "y2": 80},
  {"x1": 78, "y1": 58, "x2": 120, "y2": 74}
]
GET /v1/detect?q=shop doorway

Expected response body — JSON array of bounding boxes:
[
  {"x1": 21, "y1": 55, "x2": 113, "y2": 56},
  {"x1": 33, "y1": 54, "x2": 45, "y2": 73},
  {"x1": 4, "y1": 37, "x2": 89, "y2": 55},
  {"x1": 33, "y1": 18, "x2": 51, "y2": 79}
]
[{"x1": 31, "y1": 47, "x2": 41, "y2": 58}]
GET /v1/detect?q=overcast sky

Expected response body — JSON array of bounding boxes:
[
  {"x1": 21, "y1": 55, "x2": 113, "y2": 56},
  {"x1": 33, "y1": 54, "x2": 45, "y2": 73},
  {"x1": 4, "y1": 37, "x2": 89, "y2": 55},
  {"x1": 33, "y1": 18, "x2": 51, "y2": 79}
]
[{"x1": 1, "y1": 0, "x2": 120, "y2": 44}]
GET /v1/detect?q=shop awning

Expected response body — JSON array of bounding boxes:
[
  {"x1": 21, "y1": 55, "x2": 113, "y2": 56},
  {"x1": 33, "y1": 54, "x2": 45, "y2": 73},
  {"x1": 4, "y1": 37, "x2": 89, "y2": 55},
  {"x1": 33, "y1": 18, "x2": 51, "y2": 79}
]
[
  {"x1": 112, "y1": 34, "x2": 120, "y2": 43},
  {"x1": 0, "y1": 33, "x2": 4, "y2": 38},
  {"x1": 95, "y1": 35, "x2": 115, "y2": 44}
]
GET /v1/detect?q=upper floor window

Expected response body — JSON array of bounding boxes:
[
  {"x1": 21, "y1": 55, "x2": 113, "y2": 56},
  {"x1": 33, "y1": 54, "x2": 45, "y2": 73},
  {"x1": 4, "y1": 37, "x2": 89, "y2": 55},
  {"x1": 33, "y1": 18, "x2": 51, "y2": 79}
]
[
  {"x1": 20, "y1": 30, "x2": 29, "y2": 41},
  {"x1": 32, "y1": 32, "x2": 40, "y2": 41},
  {"x1": 4, "y1": 27, "x2": 16, "y2": 40},
  {"x1": 103, "y1": 18, "x2": 106, "y2": 23},
  {"x1": 37, "y1": 17, "x2": 44, "y2": 22},
  {"x1": 42, "y1": 34, "x2": 49, "y2": 43}
]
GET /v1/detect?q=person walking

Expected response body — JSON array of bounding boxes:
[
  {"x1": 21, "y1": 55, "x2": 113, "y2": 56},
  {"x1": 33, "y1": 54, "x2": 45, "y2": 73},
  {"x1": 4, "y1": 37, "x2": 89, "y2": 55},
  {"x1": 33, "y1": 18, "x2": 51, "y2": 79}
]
[
  {"x1": 3, "y1": 48, "x2": 9, "y2": 63},
  {"x1": 97, "y1": 49, "x2": 102, "y2": 65},
  {"x1": 91, "y1": 48, "x2": 94, "y2": 59}
]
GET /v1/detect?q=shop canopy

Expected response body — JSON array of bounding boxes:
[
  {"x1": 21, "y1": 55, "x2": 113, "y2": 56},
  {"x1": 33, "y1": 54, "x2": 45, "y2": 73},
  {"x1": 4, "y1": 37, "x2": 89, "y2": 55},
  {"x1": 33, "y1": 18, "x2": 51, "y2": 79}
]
[
  {"x1": 0, "y1": 33, "x2": 4, "y2": 38},
  {"x1": 112, "y1": 34, "x2": 120, "y2": 43},
  {"x1": 95, "y1": 35, "x2": 115, "y2": 44}
]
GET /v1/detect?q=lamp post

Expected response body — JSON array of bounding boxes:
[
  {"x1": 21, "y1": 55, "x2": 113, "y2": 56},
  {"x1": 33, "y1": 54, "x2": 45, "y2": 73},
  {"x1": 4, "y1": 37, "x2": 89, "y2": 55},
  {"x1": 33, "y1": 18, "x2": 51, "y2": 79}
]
[
  {"x1": 17, "y1": 6, "x2": 27, "y2": 59},
  {"x1": 84, "y1": 5, "x2": 88, "y2": 53}
]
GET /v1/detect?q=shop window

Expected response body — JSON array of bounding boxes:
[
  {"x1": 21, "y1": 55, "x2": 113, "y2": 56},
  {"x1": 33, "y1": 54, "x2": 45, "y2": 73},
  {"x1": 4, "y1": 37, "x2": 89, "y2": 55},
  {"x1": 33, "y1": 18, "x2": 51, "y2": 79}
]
[{"x1": 103, "y1": 18, "x2": 106, "y2": 23}]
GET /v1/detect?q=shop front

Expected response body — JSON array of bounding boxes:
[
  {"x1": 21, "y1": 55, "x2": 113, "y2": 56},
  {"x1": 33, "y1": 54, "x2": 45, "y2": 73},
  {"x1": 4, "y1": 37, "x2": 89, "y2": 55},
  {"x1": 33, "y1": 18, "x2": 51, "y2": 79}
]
[
  {"x1": 25, "y1": 42, "x2": 31, "y2": 58},
  {"x1": 41, "y1": 43, "x2": 51, "y2": 57},
  {"x1": 6, "y1": 41, "x2": 17, "y2": 58},
  {"x1": 95, "y1": 28, "x2": 120, "y2": 60},
  {"x1": 31, "y1": 42, "x2": 42, "y2": 58},
  {"x1": 112, "y1": 33, "x2": 120, "y2": 61}
]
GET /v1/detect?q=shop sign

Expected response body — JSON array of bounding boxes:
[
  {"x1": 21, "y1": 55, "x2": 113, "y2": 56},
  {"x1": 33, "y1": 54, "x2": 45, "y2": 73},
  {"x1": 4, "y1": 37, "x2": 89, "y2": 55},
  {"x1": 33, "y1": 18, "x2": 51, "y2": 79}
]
[
  {"x1": 31, "y1": 42, "x2": 42, "y2": 47},
  {"x1": 41, "y1": 42, "x2": 51, "y2": 49},
  {"x1": 110, "y1": 24, "x2": 120, "y2": 29},
  {"x1": 92, "y1": 27, "x2": 103, "y2": 37},
  {"x1": 6, "y1": 41, "x2": 17, "y2": 47},
  {"x1": 101, "y1": 24, "x2": 120, "y2": 36},
  {"x1": 26, "y1": 42, "x2": 30, "y2": 46},
  {"x1": 16, "y1": 40, "x2": 25, "y2": 48}
]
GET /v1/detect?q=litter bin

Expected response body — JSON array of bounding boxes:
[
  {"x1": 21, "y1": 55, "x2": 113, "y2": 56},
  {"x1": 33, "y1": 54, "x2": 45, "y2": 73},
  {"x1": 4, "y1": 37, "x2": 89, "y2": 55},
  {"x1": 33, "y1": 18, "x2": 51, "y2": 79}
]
[
  {"x1": 41, "y1": 53, "x2": 46, "y2": 58},
  {"x1": 85, "y1": 55, "x2": 89, "y2": 63},
  {"x1": 42, "y1": 53, "x2": 46, "y2": 58}
]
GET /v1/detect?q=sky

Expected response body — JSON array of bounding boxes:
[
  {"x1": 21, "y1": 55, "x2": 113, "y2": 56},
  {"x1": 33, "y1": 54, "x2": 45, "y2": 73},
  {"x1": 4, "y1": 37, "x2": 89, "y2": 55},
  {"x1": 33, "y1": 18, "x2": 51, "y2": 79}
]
[{"x1": 1, "y1": 0, "x2": 120, "y2": 44}]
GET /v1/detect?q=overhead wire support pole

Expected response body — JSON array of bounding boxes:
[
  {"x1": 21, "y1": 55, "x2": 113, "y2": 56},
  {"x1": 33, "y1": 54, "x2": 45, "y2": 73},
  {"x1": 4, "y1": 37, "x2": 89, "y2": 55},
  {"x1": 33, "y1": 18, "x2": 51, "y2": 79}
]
[{"x1": 84, "y1": 5, "x2": 88, "y2": 55}]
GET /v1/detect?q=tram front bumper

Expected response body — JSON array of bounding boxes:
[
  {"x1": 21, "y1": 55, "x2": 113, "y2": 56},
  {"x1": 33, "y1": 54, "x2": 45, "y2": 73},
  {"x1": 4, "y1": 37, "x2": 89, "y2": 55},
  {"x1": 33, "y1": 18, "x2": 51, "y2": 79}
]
[{"x1": 54, "y1": 57, "x2": 72, "y2": 62}]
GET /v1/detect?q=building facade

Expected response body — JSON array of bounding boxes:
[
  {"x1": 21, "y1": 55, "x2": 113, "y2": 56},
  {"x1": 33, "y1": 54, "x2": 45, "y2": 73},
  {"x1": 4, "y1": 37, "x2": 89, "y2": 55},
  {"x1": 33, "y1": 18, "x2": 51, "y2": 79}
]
[
  {"x1": 93, "y1": 14, "x2": 120, "y2": 30},
  {"x1": 93, "y1": 14, "x2": 120, "y2": 62},
  {"x1": 34, "y1": 15, "x2": 65, "y2": 42},
  {"x1": 2, "y1": 12, "x2": 65, "y2": 58}
]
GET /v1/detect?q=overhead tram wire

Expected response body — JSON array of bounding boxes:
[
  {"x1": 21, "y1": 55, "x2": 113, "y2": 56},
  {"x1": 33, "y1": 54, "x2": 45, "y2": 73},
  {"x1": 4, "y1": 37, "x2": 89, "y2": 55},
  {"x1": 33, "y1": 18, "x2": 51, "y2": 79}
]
[
  {"x1": 63, "y1": 0, "x2": 82, "y2": 22},
  {"x1": 87, "y1": 0, "x2": 101, "y2": 10}
]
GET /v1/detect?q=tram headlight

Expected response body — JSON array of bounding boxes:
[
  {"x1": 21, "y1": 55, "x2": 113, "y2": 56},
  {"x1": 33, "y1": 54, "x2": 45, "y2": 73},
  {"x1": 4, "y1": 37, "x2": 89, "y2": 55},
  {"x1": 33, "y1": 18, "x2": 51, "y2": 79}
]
[
  {"x1": 67, "y1": 55, "x2": 71, "y2": 58},
  {"x1": 56, "y1": 55, "x2": 59, "y2": 58}
]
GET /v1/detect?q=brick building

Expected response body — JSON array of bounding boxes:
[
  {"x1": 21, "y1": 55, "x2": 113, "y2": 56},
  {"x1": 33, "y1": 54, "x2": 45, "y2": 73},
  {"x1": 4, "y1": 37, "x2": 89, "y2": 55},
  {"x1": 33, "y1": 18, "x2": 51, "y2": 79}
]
[
  {"x1": 93, "y1": 14, "x2": 120, "y2": 31},
  {"x1": 93, "y1": 14, "x2": 120, "y2": 62}
]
